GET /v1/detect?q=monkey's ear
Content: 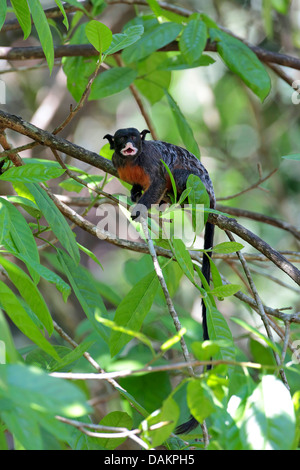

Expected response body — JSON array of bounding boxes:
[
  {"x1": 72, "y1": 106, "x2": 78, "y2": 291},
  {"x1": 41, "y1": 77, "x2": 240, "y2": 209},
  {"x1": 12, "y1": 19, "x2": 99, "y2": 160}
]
[
  {"x1": 140, "y1": 129, "x2": 150, "y2": 141},
  {"x1": 103, "y1": 134, "x2": 115, "y2": 149}
]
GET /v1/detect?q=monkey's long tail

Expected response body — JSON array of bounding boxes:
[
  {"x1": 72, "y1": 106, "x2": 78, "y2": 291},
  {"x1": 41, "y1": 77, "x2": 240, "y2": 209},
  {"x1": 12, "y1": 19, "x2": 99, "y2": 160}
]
[
  {"x1": 201, "y1": 221, "x2": 215, "y2": 342},
  {"x1": 175, "y1": 221, "x2": 215, "y2": 435}
]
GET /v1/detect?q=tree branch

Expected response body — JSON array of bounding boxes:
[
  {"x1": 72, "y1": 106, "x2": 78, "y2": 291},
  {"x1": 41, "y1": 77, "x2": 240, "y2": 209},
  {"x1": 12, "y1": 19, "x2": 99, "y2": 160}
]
[
  {"x1": 0, "y1": 109, "x2": 117, "y2": 177},
  {"x1": 217, "y1": 204, "x2": 300, "y2": 242},
  {"x1": 0, "y1": 40, "x2": 300, "y2": 72},
  {"x1": 1, "y1": 109, "x2": 299, "y2": 286},
  {"x1": 209, "y1": 212, "x2": 300, "y2": 286},
  {"x1": 225, "y1": 230, "x2": 289, "y2": 390}
]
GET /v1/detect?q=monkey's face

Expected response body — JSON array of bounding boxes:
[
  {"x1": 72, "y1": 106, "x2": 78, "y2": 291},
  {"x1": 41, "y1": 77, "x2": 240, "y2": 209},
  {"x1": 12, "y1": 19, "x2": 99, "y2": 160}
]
[
  {"x1": 114, "y1": 128, "x2": 141, "y2": 159},
  {"x1": 104, "y1": 128, "x2": 147, "y2": 158}
]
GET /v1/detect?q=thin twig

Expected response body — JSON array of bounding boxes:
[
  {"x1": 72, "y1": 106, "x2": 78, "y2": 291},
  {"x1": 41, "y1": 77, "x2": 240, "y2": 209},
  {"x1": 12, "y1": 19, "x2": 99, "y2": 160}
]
[
  {"x1": 281, "y1": 322, "x2": 291, "y2": 366},
  {"x1": 0, "y1": 33, "x2": 299, "y2": 75},
  {"x1": 225, "y1": 230, "x2": 290, "y2": 390},
  {"x1": 115, "y1": 55, "x2": 158, "y2": 139},
  {"x1": 55, "y1": 416, "x2": 150, "y2": 449},
  {"x1": 52, "y1": 59, "x2": 103, "y2": 135},
  {"x1": 140, "y1": 217, "x2": 194, "y2": 375},
  {"x1": 53, "y1": 320, "x2": 123, "y2": 390},
  {"x1": 33, "y1": 186, "x2": 300, "y2": 327},
  {"x1": 0, "y1": 127, "x2": 23, "y2": 166},
  {"x1": 1, "y1": 108, "x2": 299, "y2": 286},
  {"x1": 217, "y1": 204, "x2": 300, "y2": 242},
  {"x1": 217, "y1": 168, "x2": 277, "y2": 201},
  {"x1": 49, "y1": 358, "x2": 279, "y2": 381},
  {"x1": 51, "y1": 148, "x2": 121, "y2": 206}
]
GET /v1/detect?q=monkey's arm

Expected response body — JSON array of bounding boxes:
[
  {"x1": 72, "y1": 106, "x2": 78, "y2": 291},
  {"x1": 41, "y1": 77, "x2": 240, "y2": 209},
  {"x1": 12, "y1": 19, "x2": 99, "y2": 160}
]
[{"x1": 131, "y1": 177, "x2": 167, "y2": 219}]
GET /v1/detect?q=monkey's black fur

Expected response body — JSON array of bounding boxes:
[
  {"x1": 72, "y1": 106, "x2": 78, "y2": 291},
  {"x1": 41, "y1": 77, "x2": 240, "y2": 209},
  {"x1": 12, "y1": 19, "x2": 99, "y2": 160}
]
[{"x1": 104, "y1": 128, "x2": 215, "y2": 434}]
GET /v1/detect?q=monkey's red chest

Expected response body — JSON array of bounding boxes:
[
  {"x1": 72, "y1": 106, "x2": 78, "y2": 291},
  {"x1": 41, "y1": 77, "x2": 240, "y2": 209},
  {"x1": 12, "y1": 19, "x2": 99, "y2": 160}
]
[{"x1": 118, "y1": 164, "x2": 150, "y2": 190}]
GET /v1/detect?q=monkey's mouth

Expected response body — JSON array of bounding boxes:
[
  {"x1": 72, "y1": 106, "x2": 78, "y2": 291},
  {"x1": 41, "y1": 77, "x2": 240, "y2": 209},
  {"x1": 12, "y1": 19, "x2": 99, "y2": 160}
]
[{"x1": 121, "y1": 144, "x2": 138, "y2": 156}]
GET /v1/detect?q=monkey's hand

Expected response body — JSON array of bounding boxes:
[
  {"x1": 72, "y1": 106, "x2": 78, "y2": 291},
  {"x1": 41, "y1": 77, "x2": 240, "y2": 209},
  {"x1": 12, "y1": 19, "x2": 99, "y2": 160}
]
[
  {"x1": 130, "y1": 184, "x2": 143, "y2": 203},
  {"x1": 131, "y1": 203, "x2": 148, "y2": 222}
]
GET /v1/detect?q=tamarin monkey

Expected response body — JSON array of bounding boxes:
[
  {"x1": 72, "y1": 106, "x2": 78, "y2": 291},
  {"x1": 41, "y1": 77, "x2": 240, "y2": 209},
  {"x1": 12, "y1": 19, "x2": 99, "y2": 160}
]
[{"x1": 104, "y1": 128, "x2": 215, "y2": 434}]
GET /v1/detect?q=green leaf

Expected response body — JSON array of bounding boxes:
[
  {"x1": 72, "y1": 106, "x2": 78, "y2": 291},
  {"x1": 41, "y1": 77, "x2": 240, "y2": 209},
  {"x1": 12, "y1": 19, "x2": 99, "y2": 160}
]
[
  {"x1": 207, "y1": 255, "x2": 223, "y2": 289},
  {"x1": 96, "y1": 313, "x2": 154, "y2": 354},
  {"x1": 110, "y1": 271, "x2": 159, "y2": 356},
  {"x1": 0, "y1": 281, "x2": 60, "y2": 360},
  {"x1": 191, "y1": 340, "x2": 221, "y2": 361},
  {"x1": 29, "y1": 1, "x2": 55, "y2": 73},
  {"x1": 209, "y1": 28, "x2": 271, "y2": 101},
  {"x1": 164, "y1": 90, "x2": 200, "y2": 158},
  {"x1": 122, "y1": 22, "x2": 183, "y2": 63},
  {"x1": 116, "y1": 386, "x2": 149, "y2": 418},
  {"x1": 59, "y1": 178, "x2": 85, "y2": 193},
  {"x1": 99, "y1": 142, "x2": 114, "y2": 160},
  {"x1": 24, "y1": 183, "x2": 80, "y2": 264},
  {"x1": 0, "y1": 0, "x2": 7, "y2": 30},
  {"x1": 85, "y1": 20, "x2": 112, "y2": 54},
  {"x1": 49, "y1": 341, "x2": 95, "y2": 372},
  {"x1": 135, "y1": 53, "x2": 171, "y2": 104},
  {"x1": 54, "y1": 0, "x2": 69, "y2": 29},
  {"x1": 187, "y1": 379, "x2": 216, "y2": 422},
  {"x1": 0, "y1": 255, "x2": 53, "y2": 335},
  {"x1": 249, "y1": 338, "x2": 275, "y2": 366},
  {"x1": 271, "y1": 0, "x2": 290, "y2": 14},
  {"x1": 171, "y1": 238, "x2": 194, "y2": 283},
  {"x1": 187, "y1": 174, "x2": 210, "y2": 206},
  {"x1": 0, "y1": 163, "x2": 65, "y2": 183},
  {"x1": 145, "y1": 0, "x2": 162, "y2": 17},
  {"x1": 97, "y1": 412, "x2": 133, "y2": 450},
  {"x1": 78, "y1": 243, "x2": 103, "y2": 269},
  {"x1": 209, "y1": 284, "x2": 241, "y2": 297},
  {"x1": 0, "y1": 364, "x2": 91, "y2": 450},
  {"x1": 161, "y1": 327, "x2": 186, "y2": 352},
  {"x1": 145, "y1": 0, "x2": 186, "y2": 23},
  {"x1": 61, "y1": 0, "x2": 90, "y2": 14},
  {"x1": 240, "y1": 375, "x2": 296, "y2": 450},
  {"x1": 89, "y1": 67, "x2": 137, "y2": 100},
  {"x1": 187, "y1": 174, "x2": 210, "y2": 226},
  {"x1": 57, "y1": 250, "x2": 109, "y2": 343},
  {"x1": 282, "y1": 154, "x2": 300, "y2": 161},
  {"x1": 212, "y1": 241, "x2": 244, "y2": 254},
  {"x1": 231, "y1": 317, "x2": 281, "y2": 354},
  {"x1": 161, "y1": 160, "x2": 177, "y2": 201},
  {"x1": 106, "y1": 25, "x2": 144, "y2": 55},
  {"x1": 206, "y1": 304, "x2": 235, "y2": 363},
  {"x1": 11, "y1": 0, "x2": 31, "y2": 39},
  {"x1": 6, "y1": 195, "x2": 41, "y2": 219},
  {"x1": 0, "y1": 310, "x2": 20, "y2": 363},
  {"x1": 179, "y1": 19, "x2": 207, "y2": 65},
  {"x1": 63, "y1": 24, "x2": 98, "y2": 101},
  {"x1": 13, "y1": 253, "x2": 71, "y2": 302},
  {"x1": 140, "y1": 395, "x2": 179, "y2": 447},
  {"x1": 157, "y1": 53, "x2": 215, "y2": 71},
  {"x1": 0, "y1": 197, "x2": 40, "y2": 283}
]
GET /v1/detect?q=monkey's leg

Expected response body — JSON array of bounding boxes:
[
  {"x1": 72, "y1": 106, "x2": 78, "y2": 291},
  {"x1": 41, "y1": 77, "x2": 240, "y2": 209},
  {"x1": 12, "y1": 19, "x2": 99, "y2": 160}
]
[
  {"x1": 131, "y1": 184, "x2": 143, "y2": 202},
  {"x1": 172, "y1": 169, "x2": 191, "y2": 194}
]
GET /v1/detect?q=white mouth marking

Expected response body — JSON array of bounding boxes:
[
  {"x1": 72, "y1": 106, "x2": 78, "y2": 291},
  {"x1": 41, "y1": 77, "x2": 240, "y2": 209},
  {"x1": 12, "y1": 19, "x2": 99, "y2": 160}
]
[{"x1": 121, "y1": 143, "x2": 138, "y2": 156}]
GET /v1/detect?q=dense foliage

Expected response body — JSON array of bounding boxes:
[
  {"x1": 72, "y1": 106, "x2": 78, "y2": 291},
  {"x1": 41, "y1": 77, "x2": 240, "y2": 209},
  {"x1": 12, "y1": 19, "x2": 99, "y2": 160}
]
[{"x1": 0, "y1": 0, "x2": 299, "y2": 450}]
